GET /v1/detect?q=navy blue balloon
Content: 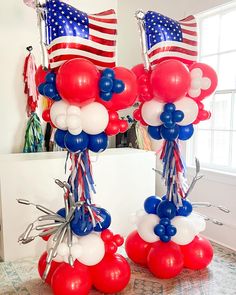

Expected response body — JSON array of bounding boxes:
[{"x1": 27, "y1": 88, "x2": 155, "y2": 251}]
[
  {"x1": 94, "y1": 208, "x2": 112, "y2": 232},
  {"x1": 65, "y1": 131, "x2": 89, "y2": 153},
  {"x1": 113, "y1": 79, "x2": 125, "y2": 94},
  {"x1": 162, "y1": 195, "x2": 167, "y2": 200},
  {"x1": 164, "y1": 103, "x2": 176, "y2": 113},
  {"x1": 51, "y1": 93, "x2": 61, "y2": 101},
  {"x1": 46, "y1": 72, "x2": 56, "y2": 83},
  {"x1": 160, "y1": 112, "x2": 172, "y2": 123},
  {"x1": 71, "y1": 209, "x2": 93, "y2": 236},
  {"x1": 88, "y1": 133, "x2": 108, "y2": 153},
  {"x1": 166, "y1": 225, "x2": 177, "y2": 236},
  {"x1": 173, "y1": 110, "x2": 184, "y2": 123},
  {"x1": 54, "y1": 129, "x2": 67, "y2": 148},
  {"x1": 177, "y1": 199, "x2": 193, "y2": 217},
  {"x1": 44, "y1": 84, "x2": 58, "y2": 99},
  {"x1": 160, "y1": 217, "x2": 171, "y2": 226},
  {"x1": 178, "y1": 124, "x2": 194, "y2": 141},
  {"x1": 38, "y1": 83, "x2": 47, "y2": 95},
  {"x1": 144, "y1": 196, "x2": 161, "y2": 214},
  {"x1": 102, "y1": 68, "x2": 115, "y2": 79},
  {"x1": 164, "y1": 121, "x2": 175, "y2": 129},
  {"x1": 157, "y1": 200, "x2": 177, "y2": 219},
  {"x1": 100, "y1": 91, "x2": 113, "y2": 101},
  {"x1": 57, "y1": 208, "x2": 66, "y2": 218},
  {"x1": 99, "y1": 77, "x2": 113, "y2": 93},
  {"x1": 148, "y1": 126, "x2": 162, "y2": 140},
  {"x1": 160, "y1": 235, "x2": 171, "y2": 242},
  {"x1": 154, "y1": 224, "x2": 165, "y2": 237},
  {"x1": 160, "y1": 125, "x2": 179, "y2": 141}
]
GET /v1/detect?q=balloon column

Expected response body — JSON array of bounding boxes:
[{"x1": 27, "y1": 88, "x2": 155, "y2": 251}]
[
  {"x1": 20, "y1": 1, "x2": 137, "y2": 294},
  {"x1": 126, "y1": 10, "x2": 219, "y2": 279}
]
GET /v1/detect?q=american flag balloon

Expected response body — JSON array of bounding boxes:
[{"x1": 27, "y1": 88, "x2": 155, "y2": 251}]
[
  {"x1": 144, "y1": 11, "x2": 198, "y2": 67},
  {"x1": 45, "y1": 0, "x2": 117, "y2": 70}
]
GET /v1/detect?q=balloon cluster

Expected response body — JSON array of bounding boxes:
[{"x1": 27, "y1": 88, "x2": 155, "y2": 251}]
[
  {"x1": 125, "y1": 195, "x2": 213, "y2": 279},
  {"x1": 132, "y1": 59, "x2": 218, "y2": 142},
  {"x1": 36, "y1": 58, "x2": 138, "y2": 153}
]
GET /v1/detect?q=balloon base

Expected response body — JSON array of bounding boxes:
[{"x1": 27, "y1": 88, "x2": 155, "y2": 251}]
[{"x1": 125, "y1": 231, "x2": 213, "y2": 279}]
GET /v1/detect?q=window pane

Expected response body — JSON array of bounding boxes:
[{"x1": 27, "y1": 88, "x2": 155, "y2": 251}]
[
  {"x1": 195, "y1": 130, "x2": 212, "y2": 164},
  {"x1": 212, "y1": 93, "x2": 232, "y2": 129},
  {"x1": 233, "y1": 95, "x2": 236, "y2": 130},
  {"x1": 232, "y1": 131, "x2": 236, "y2": 168},
  {"x1": 200, "y1": 56, "x2": 218, "y2": 74},
  {"x1": 218, "y1": 52, "x2": 236, "y2": 90},
  {"x1": 212, "y1": 131, "x2": 230, "y2": 166},
  {"x1": 220, "y1": 10, "x2": 236, "y2": 52},
  {"x1": 200, "y1": 15, "x2": 220, "y2": 56}
]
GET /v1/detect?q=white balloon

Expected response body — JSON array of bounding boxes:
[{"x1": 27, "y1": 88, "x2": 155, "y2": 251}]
[
  {"x1": 69, "y1": 127, "x2": 83, "y2": 135},
  {"x1": 55, "y1": 114, "x2": 67, "y2": 130},
  {"x1": 201, "y1": 77, "x2": 211, "y2": 90},
  {"x1": 81, "y1": 102, "x2": 109, "y2": 135},
  {"x1": 141, "y1": 100, "x2": 165, "y2": 126},
  {"x1": 50, "y1": 100, "x2": 69, "y2": 128},
  {"x1": 171, "y1": 216, "x2": 196, "y2": 245},
  {"x1": 191, "y1": 77, "x2": 202, "y2": 90},
  {"x1": 188, "y1": 88, "x2": 201, "y2": 98},
  {"x1": 77, "y1": 233, "x2": 105, "y2": 266},
  {"x1": 137, "y1": 213, "x2": 160, "y2": 243},
  {"x1": 188, "y1": 212, "x2": 206, "y2": 234},
  {"x1": 67, "y1": 105, "x2": 81, "y2": 116},
  {"x1": 71, "y1": 244, "x2": 83, "y2": 259},
  {"x1": 66, "y1": 114, "x2": 81, "y2": 129},
  {"x1": 190, "y1": 68, "x2": 203, "y2": 79},
  {"x1": 57, "y1": 243, "x2": 69, "y2": 257},
  {"x1": 174, "y1": 97, "x2": 199, "y2": 125}
]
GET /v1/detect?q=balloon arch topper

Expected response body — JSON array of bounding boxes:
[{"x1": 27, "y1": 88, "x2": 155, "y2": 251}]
[
  {"x1": 125, "y1": 10, "x2": 230, "y2": 280},
  {"x1": 20, "y1": 0, "x2": 137, "y2": 294}
]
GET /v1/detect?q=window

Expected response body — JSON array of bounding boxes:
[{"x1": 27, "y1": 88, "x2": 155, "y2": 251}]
[{"x1": 187, "y1": 2, "x2": 236, "y2": 174}]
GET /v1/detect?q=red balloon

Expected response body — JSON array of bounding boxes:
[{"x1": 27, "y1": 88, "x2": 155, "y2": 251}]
[
  {"x1": 90, "y1": 254, "x2": 130, "y2": 294},
  {"x1": 105, "y1": 241, "x2": 118, "y2": 254},
  {"x1": 131, "y1": 63, "x2": 146, "y2": 79},
  {"x1": 56, "y1": 58, "x2": 100, "y2": 107},
  {"x1": 113, "y1": 234, "x2": 124, "y2": 247},
  {"x1": 35, "y1": 65, "x2": 49, "y2": 87},
  {"x1": 151, "y1": 60, "x2": 191, "y2": 103},
  {"x1": 108, "y1": 110, "x2": 119, "y2": 121},
  {"x1": 51, "y1": 261, "x2": 92, "y2": 295},
  {"x1": 198, "y1": 109, "x2": 211, "y2": 121},
  {"x1": 147, "y1": 241, "x2": 184, "y2": 279},
  {"x1": 97, "y1": 67, "x2": 138, "y2": 111},
  {"x1": 133, "y1": 109, "x2": 141, "y2": 121},
  {"x1": 42, "y1": 109, "x2": 51, "y2": 122},
  {"x1": 125, "y1": 230, "x2": 152, "y2": 266},
  {"x1": 180, "y1": 235, "x2": 213, "y2": 270},
  {"x1": 105, "y1": 121, "x2": 120, "y2": 136},
  {"x1": 38, "y1": 252, "x2": 61, "y2": 285},
  {"x1": 119, "y1": 120, "x2": 129, "y2": 133},
  {"x1": 101, "y1": 229, "x2": 114, "y2": 242},
  {"x1": 188, "y1": 63, "x2": 218, "y2": 101}
]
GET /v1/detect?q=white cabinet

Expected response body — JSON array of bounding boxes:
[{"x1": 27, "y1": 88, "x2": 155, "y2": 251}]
[{"x1": 0, "y1": 148, "x2": 156, "y2": 261}]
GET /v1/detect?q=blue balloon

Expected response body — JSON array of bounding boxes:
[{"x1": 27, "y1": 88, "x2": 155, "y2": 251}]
[
  {"x1": 94, "y1": 208, "x2": 111, "y2": 232},
  {"x1": 57, "y1": 208, "x2": 66, "y2": 218},
  {"x1": 102, "y1": 68, "x2": 115, "y2": 79},
  {"x1": 99, "y1": 77, "x2": 113, "y2": 93},
  {"x1": 160, "y1": 112, "x2": 172, "y2": 123},
  {"x1": 51, "y1": 93, "x2": 61, "y2": 101},
  {"x1": 46, "y1": 72, "x2": 56, "y2": 83},
  {"x1": 113, "y1": 79, "x2": 125, "y2": 94},
  {"x1": 144, "y1": 196, "x2": 161, "y2": 214},
  {"x1": 71, "y1": 209, "x2": 93, "y2": 236},
  {"x1": 160, "y1": 217, "x2": 171, "y2": 226},
  {"x1": 160, "y1": 235, "x2": 171, "y2": 242},
  {"x1": 162, "y1": 195, "x2": 167, "y2": 200},
  {"x1": 166, "y1": 225, "x2": 177, "y2": 236},
  {"x1": 44, "y1": 84, "x2": 58, "y2": 99},
  {"x1": 164, "y1": 103, "x2": 176, "y2": 113},
  {"x1": 38, "y1": 83, "x2": 47, "y2": 95},
  {"x1": 173, "y1": 110, "x2": 184, "y2": 123},
  {"x1": 178, "y1": 124, "x2": 194, "y2": 141},
  {"x1": 154, "y1": 224, "x2": 165, "y2": 237},
  {"x1": 160, "y1": 125, "x2": 179, "y2": 141},
  {"x1": 148, "y1": 126, "x2": 162, "y2": 140},
  {"x1": 88, "y1": 133, "x2": 108, "y2": 153},
  {"x1": 164, "y1": 121, "x2": 175, "y2": 129},
  {"x1": 54, "y1": 129, "x2": 67, "y2": 148},
  {"x1": 157, "y1": 200, "x2": 177, "y2": 219},
  {"x1": 177, "y1": 199, "x2": 193, "y2": 217},
  {"x1": 65, "y1": 131, "x2": 89, "y2": 153},
  {"x1": 100, "y1": 91, "x2": 113, "y2": 101}
]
